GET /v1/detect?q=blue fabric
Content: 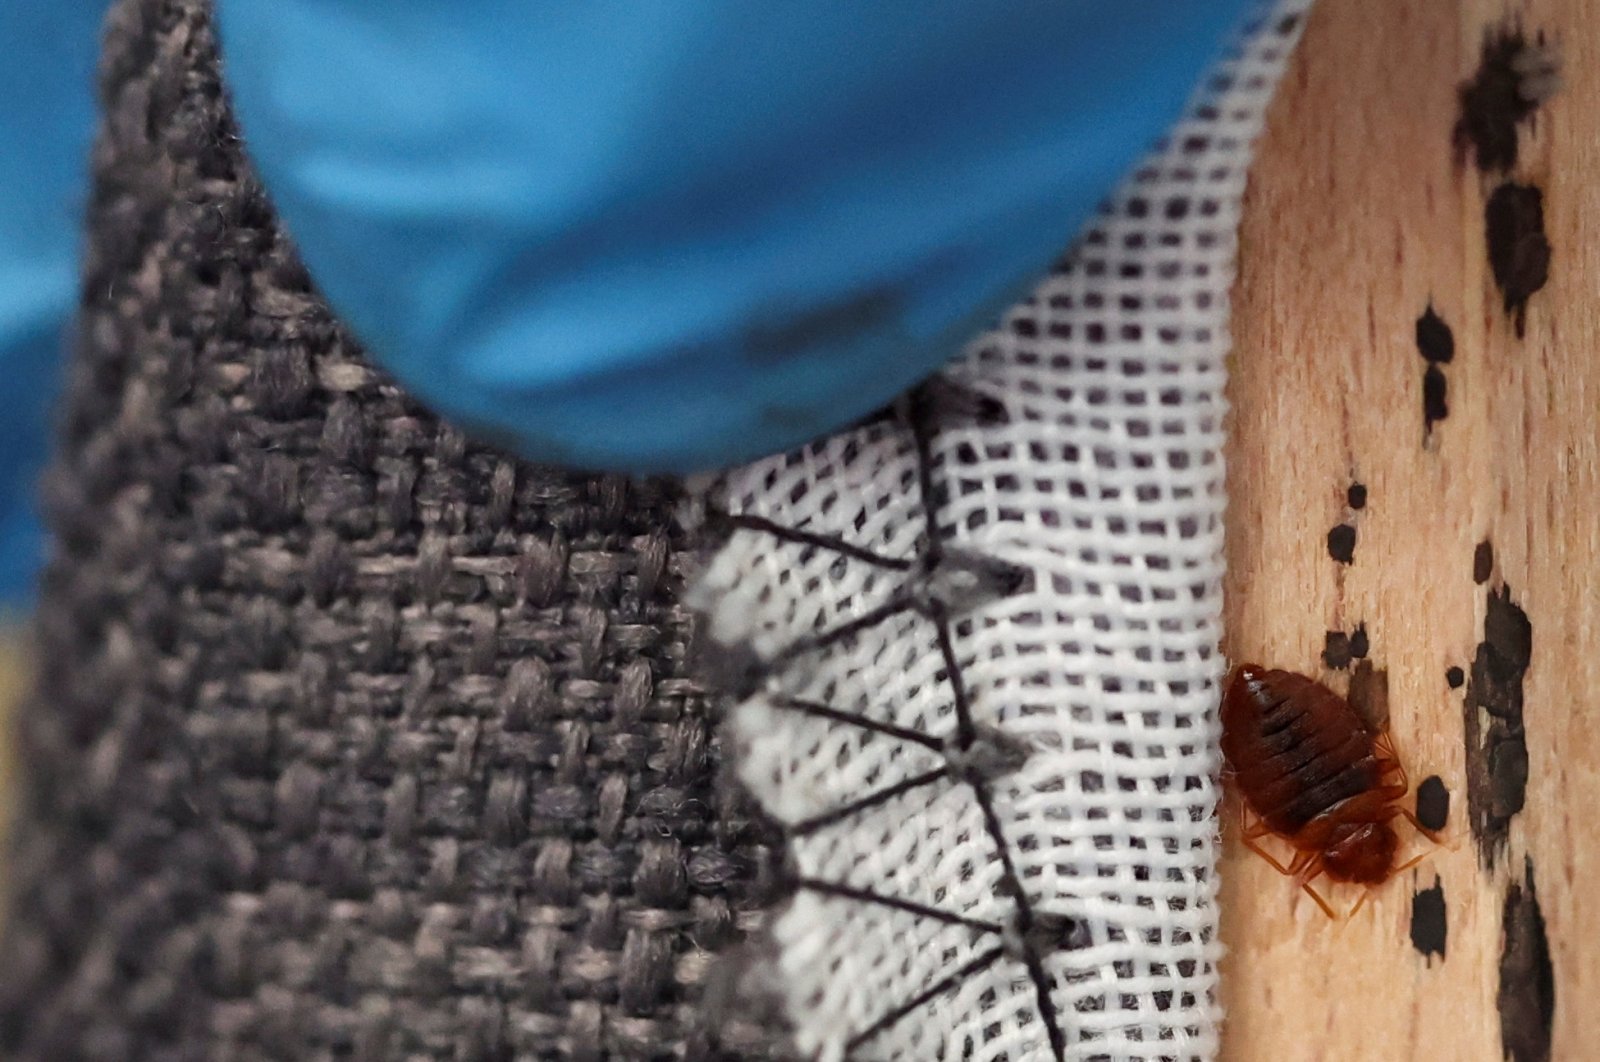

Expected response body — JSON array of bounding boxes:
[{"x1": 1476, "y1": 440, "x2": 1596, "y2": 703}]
[
  {"x1": 217, "y1": 1, "x2": 1249, "y2": 473},
  {"x1": 0, "y1": 1, "x2": 104, "y2": 607}
]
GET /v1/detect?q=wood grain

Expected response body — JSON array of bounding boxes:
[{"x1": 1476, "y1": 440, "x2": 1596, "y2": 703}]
[
  {"x1": 0, "y1": 629, "x2": 25, "y2": 873},
  {"x1": 1221, "y1": 1, "x2": 1593, "y2": 1059}
]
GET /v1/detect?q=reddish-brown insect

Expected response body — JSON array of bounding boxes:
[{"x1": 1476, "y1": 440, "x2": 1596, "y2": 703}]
[{"x1": 1221, "y1": 663, "x2": 1438, "y2": 917}]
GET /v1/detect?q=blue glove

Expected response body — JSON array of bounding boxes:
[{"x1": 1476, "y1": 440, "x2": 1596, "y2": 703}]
[
  {"x1": 218, "y1": 1, "x2": 1249, "y2": 472},
  {"x1": 0, "y1": 1, "x2": 103, "y2": 606},
  {"x1": 1, "y1": 2, "x2": 1250, "y2": 606}
]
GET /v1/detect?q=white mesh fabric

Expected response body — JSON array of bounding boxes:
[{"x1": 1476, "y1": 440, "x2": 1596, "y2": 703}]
[{"x1": 692, "y1": 5, "x2": 1312, "y2": 1059}]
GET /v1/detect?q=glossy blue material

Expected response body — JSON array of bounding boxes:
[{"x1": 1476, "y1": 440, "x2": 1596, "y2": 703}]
[
  {"x1": 0, "y1": 1, "x2": 104, "y2": 605},
  {"x1": 0, "y1": 4, "x2": 1250, "y2": 602},
  {"x1": 217, "y1": 1, "x2": 1249, "y2": 472}
]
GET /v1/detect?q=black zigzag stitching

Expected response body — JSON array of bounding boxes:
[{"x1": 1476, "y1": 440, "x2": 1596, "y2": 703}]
[{"x1": 718, "y1": 378, "x2": 1075, "y2": 1060}]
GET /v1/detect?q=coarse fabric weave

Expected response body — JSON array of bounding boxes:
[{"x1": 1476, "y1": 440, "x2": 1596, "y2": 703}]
[
  {"x1": 0, "y1": 1, "x2": 778, "y2": 1058},
  {"x1": 692, "y1": 4, "x2": 1312, "y2": 1059}
]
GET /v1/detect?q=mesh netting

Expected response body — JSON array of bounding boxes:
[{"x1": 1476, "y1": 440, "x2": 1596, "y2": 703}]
[{"x1": 690, "y1": 4, "x2": 1312, "y2": 1059}]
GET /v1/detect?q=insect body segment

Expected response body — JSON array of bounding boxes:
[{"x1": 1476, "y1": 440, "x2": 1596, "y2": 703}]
[{"x1": 1221, "y1": 664, "x2": 1436, "y2": 917}]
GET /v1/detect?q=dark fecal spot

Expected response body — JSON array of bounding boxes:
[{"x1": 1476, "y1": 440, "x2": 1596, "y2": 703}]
[
  {"x1": 916, "y1": 547, "x2": 1031, "y2": 616},
  {"x1": 1463, "y1": 585, "x2": 1533, "y2": 867},
  {"x1": 944, "y1": 723, "x2": 1033, "y2": 784},
  {"x1": 1348, "y1": 659, "x2": 1389, "y2": 732},
  {"x1": 1349, "y1": 624, "x2": 1370, "y2": 659},
  {"x1": 1485, "y1": 183, "x2": 1551, "y2": 338},
  {"x1": 1347, "y1": 482, "x2": 1368, "y2": 510},
  {"x1": 852, "y1": 372, "x2": 1009, "y2": 435},
  {"x1": 1447, "y1": 666, "x2": 1466, "y2": 689},
  {"x1": 1483, "y1": 586, "x2": 1534, "y2": 683},
  {"x1": 1023, "y1": 911, "x2": 1090, "y2": 955},
  {"x1": 1498, "y1": 858, "x2": 1555, "y2": 1062},
  {"x1": 1323, "y1": 631, "x2": 1353, "y2": 670},
  {"x1": 1489, "y1": 736, "x2": 1529, "y2": 819},
  {"x1": 910, "y1": 375, "x2": 1009, "y2": 427},
  {"x1": 1327, "y1": 523, "x2": 1357, "y2": 564},
  {"x1": 1455, "y1": 26, "x2": 1559, "y2": 174},
  {"x1": 1417, "y1": 775, "x2": 1450, "y2": 830},
  {"x1": 1416, "y1": 305, "x2": 1456, "y2": 364},
  {"x1": 1410, "y1": 877, "x2": 1448, "y2": 964},
  {"x1": 1424, "y1": 365, "x2": 1450, "y2": 435},
  {"x1": 1474, "y1": 540, "x2": 1495, "y2": 584}
]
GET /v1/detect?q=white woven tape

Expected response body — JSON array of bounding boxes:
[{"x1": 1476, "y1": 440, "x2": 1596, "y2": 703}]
[{"x1": 693, "y1": 5, "x2": 1312, "y2": 1058}]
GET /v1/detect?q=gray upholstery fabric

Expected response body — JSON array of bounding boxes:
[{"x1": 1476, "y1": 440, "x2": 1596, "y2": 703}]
[{"x1": 0, "y1": 1, "x2": 778, "y2": 1057}]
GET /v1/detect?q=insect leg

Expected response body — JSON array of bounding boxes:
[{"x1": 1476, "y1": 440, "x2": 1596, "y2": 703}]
[
  {"x1": 1237, "y1": 798, "x2": 1275, "y2": 839},
  {"x1": 1300, "y1": 880, "x2": 1338, "y2": 920},
  {"x1": 1377, "y1": 803, "x2": 1445, "y2": 845},
  {"x1": 1389, "y1": 851, "x2": 1430, "y2": 876},
  {"x1": 1242, "y1": 835, "x2": 1294, "y2": 876},
  {"x1": 1238, "y1": 801, "x2": 1294, "y2": 875},
  {"x1": 1290, "y1": 855, "x2": 1336, "y2": 919},
  {"x1": 1399, "y1": 807, "x2": 1445, "y2": 843},
  {"x1": 1373, "y1": 730, "x2": 1410, "y2": 792}
]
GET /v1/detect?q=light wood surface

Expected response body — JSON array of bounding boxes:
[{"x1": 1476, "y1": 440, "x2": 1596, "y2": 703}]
[
  {"x1": 0, "y1": 630, "x2": 25, "y2": 871},
  {"x1": 1221, "y1": 1, "x2": 1594, "y2": 1059}
]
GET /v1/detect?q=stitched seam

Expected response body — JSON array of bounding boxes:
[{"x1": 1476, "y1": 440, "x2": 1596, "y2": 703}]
[{"x1": 714, "y1": 379, "x2": 1071, "y2": 1058}]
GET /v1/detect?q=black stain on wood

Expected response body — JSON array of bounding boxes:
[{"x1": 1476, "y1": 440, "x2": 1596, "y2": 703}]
[
  {"x1": 1347, "y1": 482, "x2": 1367, "y2": 510},
  {"x1": 1455, "y1": 26, "x2": 1560, "y2": 174},
  {"x1": 1498, "y1": 858, "x2": 1555, "y2": 1062},
  {"x1": 1418, "y1": 305, "x2": 1454, "y2": 440},
  {"x1": 1423, "y1": 365, "x2": 1450, "y2": 435},
  {"x1": 1447, "y1": 665, "x2": 1466, "y2": 689},
  {"x1": 1463, "y1": 584, "x2": 1533, "y2": 867},
  {"x1": 1475, "y1": 540, "x2": 1496, "y2": 584},
  {"x1": 1485, "y1": 183, "x2": 1551, "y2": 338},
  {"x1": 1327, "y1": 523, "x2": 1357, "y2": 564},
  {"x1": 1416, "y1": 775, "x2": 1450, "y2": 831},
  {"x1": 1416, "y1": 305, "x2": 1456, "y2": 364},
  {"x1": 1324, "y1": 624, "x2": 1370, "y2": 672},
  {"x1": 1324, "y1": 631, "x2": 1353, "y2": 670},
  {"x1": 1347, "y1": 659, "x2": 1389, "y2": 732},
  {"x1": 1410, "y1": 876, "x2": 1447, "y2": 965}
]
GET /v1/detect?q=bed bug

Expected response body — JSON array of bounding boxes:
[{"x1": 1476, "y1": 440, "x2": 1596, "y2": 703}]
[{"x1": 1221, "y1": 663, "x2": 1439, "y2": 917}]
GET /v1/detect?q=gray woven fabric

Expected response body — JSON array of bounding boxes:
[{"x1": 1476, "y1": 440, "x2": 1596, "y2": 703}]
[{"x1": 0, "y1": 1, "x2": 779, "y2": 1058}]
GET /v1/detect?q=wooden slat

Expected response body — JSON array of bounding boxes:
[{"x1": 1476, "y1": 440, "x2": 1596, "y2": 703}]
[
  {"x1": 0, "y1": 629, "x2": 26, "y2": 865},
  {"x1": 1221, "y1": 1, "x2": 1590, "y2": 1059}
]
